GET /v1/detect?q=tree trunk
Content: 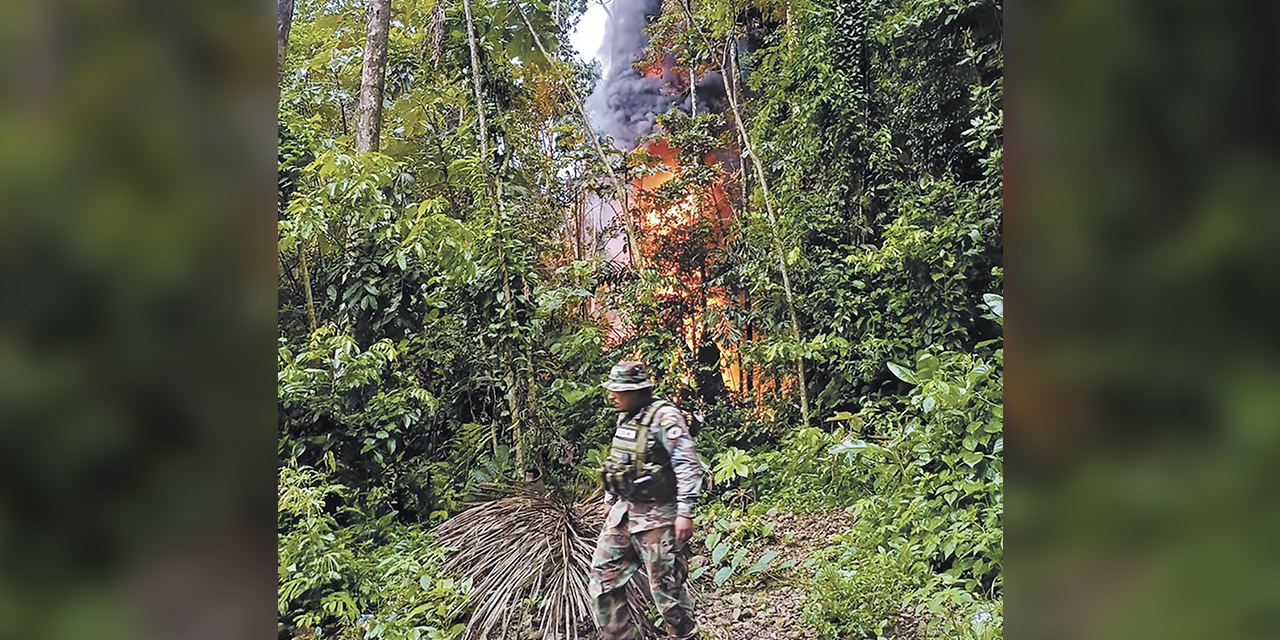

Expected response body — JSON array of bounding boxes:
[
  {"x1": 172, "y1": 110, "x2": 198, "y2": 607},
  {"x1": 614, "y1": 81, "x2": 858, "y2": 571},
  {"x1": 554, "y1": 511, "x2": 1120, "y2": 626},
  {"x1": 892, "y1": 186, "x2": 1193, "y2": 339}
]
[
  {"x1": 462, "y1": 0, "x2": 489, "y2": 167},
  {"x1": 299, "y1": 239, "x2": 317, "y2": 333},
  {"x1": 278, "y1": 0, "x2": 294, "y2": 78},
  {"x1": 337, "y1": 0, "x2": 392, "y2": 334},
  {"x1": 464, "y1": 0, "x2": 527, "y2": 476},
  {"x1": 356, "y1": 0, "x2": 391, "y2": 153}
]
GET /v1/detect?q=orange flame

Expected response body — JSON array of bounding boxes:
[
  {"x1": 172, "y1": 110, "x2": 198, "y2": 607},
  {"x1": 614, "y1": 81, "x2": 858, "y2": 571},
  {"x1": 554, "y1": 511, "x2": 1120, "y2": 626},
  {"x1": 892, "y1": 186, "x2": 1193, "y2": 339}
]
[{"x1": 617, "y1": 136, "x2": 746, "y2": 394}]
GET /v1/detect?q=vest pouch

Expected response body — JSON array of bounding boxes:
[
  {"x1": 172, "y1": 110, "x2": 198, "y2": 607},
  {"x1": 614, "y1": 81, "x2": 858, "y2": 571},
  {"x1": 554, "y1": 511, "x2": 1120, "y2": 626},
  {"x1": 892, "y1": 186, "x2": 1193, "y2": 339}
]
[
  {"x1": 630, "y1": 461, "x2": 677, "y2": 503},
  {"x1": 600, "y1": 456, "x2": 637, "y2": 498}
]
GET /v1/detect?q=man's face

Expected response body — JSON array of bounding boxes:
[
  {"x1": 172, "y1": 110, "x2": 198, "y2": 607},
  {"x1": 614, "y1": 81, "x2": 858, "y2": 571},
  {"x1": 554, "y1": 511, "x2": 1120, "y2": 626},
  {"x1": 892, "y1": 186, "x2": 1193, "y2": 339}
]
[{"x1": 608, "y1": 389, "x2": 647, "y2": 413}]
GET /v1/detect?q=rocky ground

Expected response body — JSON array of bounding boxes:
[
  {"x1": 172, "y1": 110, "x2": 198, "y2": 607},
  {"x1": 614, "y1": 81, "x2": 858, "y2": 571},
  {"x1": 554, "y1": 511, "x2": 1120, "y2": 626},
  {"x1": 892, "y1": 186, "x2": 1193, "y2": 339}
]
[{"x1": 689, "y1": 509, "x2": 857, "y2": 640}]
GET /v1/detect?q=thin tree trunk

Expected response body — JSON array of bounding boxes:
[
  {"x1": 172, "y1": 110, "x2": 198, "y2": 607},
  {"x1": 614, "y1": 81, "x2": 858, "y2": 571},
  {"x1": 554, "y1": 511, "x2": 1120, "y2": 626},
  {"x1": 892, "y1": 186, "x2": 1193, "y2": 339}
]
[
  {"x1": 463, "y1": 0, "x2": 526, "y2": 475},
  {"x1": 721, "y1": 38, "x2": 810, "y2": 427},
  {"x1": 356, "y1": 0, "x2": 391, "y2": 153},
  {"x1": 690, "y1": 74, "x2": 697, "y2": 117},
  {"x1": 278, "y1": 0, "x2": 294, "y2": 78},
  {"x1": 337, "y1": 0, "x2": 392, "y2": 335},
  {"x1": 300, "y1": 240, "x2": 317, "y2": 332},
  {"x1": 462, "y1": 0, "x2": 489, "y2": 166}
]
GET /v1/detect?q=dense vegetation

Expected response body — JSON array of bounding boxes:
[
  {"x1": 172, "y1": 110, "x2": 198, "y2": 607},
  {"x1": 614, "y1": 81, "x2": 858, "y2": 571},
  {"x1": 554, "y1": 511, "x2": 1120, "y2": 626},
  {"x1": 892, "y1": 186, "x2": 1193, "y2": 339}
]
[{"x1": 278, "y1": 0, "x2": 1001, "y2": 637}]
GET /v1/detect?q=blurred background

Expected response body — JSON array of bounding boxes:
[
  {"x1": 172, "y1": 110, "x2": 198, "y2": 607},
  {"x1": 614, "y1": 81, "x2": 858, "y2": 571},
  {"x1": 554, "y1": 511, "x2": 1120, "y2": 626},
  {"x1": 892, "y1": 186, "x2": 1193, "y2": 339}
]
[
  {"x1": 0, "y1": 0, "x2": 276, "y2": 638},
  {"x1": 1009, "y1": 0, "x2": 1280, "y2": 638},
  {"x1": 0, "y1": 0, "x2": 1276, "y2": 638}
]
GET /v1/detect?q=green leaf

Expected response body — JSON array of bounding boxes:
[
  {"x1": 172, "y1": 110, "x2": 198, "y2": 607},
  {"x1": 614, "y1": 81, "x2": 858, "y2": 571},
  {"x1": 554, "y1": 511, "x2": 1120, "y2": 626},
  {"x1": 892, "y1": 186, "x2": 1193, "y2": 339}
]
[
  {"x1": 983, "y1": 293, "x2": 1003, "y2": 319},
  {"x1": 704, "y1": 532, "x2": 721, "y2": 552},
  {"x1": 730, "y1": 548, "x2": 749, "y2": 570},
  {"x1": 711, "y1": 542, "x2": 730, "y2": 565},
  {"x1": 747, "y1": 550, "x2": 779, "y2": 574},
  {"x1": 830, "y1": 440, "x2": 896, "y2": 463},
  {"x1": 690, "y1": 565, "x2": 707, "y2": 580},
  {"x1": 713, "y1": 565, "x2": 734, "y2": 586},
  {"x1": 829, "y1": 440, "x2": 867, "y2": 456},
  {"x1": 887, "y1": 361, "x2": 918, "y2": 384},
  {"x1": 916, "y1": 354, "x2": 940, "y2": 380}
]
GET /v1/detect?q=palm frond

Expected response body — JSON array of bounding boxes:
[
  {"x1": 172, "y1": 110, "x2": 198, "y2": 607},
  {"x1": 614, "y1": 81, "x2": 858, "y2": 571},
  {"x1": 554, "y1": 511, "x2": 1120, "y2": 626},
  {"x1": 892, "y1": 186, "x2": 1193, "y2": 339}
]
[{"x1": 436, "y1": 486, "x2": 660, "y2": 640}]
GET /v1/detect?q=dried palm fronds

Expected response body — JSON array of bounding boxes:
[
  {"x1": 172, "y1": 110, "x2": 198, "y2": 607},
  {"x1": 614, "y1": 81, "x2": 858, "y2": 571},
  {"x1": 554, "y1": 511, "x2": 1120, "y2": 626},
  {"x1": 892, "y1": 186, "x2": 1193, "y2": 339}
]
[{"x1": 436, "y1": 486, "x2": 659, "y2": 640}]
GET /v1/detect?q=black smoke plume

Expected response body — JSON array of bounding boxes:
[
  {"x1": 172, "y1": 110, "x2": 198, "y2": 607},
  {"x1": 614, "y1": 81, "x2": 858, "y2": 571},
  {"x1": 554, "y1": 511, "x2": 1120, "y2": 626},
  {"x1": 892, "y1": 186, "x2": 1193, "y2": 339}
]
[{"x1": 587, "y1": 0, "x2": 727, "y2": 150}]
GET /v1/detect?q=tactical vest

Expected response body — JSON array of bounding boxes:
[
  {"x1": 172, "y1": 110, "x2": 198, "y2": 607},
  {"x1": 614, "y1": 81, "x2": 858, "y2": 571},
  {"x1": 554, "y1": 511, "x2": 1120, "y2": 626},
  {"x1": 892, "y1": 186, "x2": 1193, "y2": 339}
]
[{"x1": 599, "y1": 399, "x2": 678, "y2": 502}]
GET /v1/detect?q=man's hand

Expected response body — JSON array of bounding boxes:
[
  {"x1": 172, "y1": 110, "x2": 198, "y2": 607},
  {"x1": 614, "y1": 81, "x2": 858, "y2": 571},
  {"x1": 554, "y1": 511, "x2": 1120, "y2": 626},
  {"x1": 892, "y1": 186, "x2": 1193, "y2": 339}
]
[
  {"x1": 674, "y1": 516, "x2": 693, "y2": 547},
  {"x1": 602, "y1": 502, "x2": 613, "y2": 518}
]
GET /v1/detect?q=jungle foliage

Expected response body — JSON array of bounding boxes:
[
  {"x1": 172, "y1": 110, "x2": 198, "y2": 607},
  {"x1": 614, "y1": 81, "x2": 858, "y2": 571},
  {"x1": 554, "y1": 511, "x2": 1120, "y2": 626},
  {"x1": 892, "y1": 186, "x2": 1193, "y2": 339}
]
[{"x1": 278, "y1": 0, "x2": 1000, "y2": 637}]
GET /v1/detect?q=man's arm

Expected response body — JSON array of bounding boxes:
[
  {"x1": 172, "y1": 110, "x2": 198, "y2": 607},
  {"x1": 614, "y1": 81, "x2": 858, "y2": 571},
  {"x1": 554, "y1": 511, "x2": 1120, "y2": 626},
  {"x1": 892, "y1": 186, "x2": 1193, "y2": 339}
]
[{"x1": 657, "y1": 406, "x2": 703, "y2": 544}]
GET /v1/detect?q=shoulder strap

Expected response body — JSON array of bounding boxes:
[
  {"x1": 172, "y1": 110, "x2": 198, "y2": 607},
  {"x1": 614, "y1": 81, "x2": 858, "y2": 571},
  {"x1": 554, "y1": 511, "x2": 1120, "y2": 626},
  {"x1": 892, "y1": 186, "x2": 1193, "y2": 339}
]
[{"x1": 638, "y1": 398, "x2": 671, "y2": 430}]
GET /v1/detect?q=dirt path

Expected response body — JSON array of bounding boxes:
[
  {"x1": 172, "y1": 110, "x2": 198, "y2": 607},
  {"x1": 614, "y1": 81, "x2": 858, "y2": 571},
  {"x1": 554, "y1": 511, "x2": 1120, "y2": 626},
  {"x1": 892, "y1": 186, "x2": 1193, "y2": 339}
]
[{"x1": 690, "y1": 509, "x2": 856, "y2": 640}]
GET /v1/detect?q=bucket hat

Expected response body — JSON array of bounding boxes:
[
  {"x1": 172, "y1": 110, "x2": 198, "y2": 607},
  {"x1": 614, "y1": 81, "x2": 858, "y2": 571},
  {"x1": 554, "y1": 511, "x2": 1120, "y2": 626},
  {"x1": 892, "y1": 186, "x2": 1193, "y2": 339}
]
[{"x1": 601, "y1": 360, "x2": 654, "y2": 392}]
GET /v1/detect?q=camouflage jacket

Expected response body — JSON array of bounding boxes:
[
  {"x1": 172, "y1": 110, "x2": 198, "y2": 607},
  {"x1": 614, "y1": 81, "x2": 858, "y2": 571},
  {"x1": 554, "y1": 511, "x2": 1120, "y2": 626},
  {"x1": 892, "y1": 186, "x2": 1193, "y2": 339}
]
[{"x1": 604, "y1": 399, "x2": 703, "y2": 532}]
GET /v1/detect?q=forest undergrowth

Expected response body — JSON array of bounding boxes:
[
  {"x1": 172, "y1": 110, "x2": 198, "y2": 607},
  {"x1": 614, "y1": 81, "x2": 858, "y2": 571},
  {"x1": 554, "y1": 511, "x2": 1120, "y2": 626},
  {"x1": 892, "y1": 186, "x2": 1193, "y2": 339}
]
[{"x1": 281, "y1": 339, "x2": 1004, "y2": 640}]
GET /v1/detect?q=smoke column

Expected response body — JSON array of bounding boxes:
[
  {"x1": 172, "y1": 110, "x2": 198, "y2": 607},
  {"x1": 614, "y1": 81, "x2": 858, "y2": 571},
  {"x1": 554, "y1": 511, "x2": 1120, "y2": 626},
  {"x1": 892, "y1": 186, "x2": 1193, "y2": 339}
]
[
  {"x1": 582, "y1": 0, "x2": 735, "y2": 274},
  {"x1": 587, "y1": 0, "x2": 726, "y2": 150}
]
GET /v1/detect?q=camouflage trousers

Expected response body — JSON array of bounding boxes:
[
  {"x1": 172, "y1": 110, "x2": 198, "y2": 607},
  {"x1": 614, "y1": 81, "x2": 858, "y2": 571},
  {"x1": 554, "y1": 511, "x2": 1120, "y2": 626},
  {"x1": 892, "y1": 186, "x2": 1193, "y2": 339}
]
[{"x1": 588, "y1": 519, "x2": 698, "y2": 640}]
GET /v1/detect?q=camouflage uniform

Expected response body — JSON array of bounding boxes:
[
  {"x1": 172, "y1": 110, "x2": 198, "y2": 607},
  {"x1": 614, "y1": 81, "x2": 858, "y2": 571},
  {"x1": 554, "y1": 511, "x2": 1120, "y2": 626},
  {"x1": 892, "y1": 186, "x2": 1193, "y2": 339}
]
[{"x1": 591, "y1": 362, "x2": 703, "y2": 640}]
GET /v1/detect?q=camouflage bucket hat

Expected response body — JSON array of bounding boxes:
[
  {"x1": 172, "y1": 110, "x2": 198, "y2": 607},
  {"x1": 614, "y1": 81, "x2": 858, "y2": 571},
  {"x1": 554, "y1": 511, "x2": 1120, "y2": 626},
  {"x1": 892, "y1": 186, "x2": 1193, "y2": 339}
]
[{"x1": 602, "y1": 360, "x2": 654, "y2": 392}]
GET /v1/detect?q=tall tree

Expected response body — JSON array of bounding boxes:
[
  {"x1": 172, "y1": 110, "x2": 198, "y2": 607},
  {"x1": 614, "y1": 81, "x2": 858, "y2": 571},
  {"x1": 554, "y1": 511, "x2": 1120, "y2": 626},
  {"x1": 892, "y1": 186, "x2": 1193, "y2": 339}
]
[
  {"x1": 336, "y1": 0, "x2": 392, "y2": 333},
  {"x1": 719, "y1": 37, "x2": 810, "y2": 428},
  {"x1": 356, "y1": 0, "x2": 391, "y2": 153},
  {"x1": 463, "y1": 0, "x2": 489, "y2": 168}
]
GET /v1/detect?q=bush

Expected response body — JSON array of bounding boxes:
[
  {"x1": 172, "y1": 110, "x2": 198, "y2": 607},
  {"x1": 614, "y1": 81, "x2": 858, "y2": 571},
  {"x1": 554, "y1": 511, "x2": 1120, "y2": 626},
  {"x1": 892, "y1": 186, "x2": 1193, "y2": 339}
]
[
  {"x1": 805, "y1": 545, "x2": 930, "y2": 639},
  {"x1": 278, "y1": 462, "x2": 468, "y2": 640},
  {"x1": 803, "y1": 344, "x2": 1002, "y2": 636},
  {"x1": 910, "y1": 581, "x2": 1002, "y2": 640},
  {"x1": 278, "y1": 463, "x2": 361, "y2": 634},
  {"x1": 754, "y1": 425, "x2": 869, "y2": 510}
]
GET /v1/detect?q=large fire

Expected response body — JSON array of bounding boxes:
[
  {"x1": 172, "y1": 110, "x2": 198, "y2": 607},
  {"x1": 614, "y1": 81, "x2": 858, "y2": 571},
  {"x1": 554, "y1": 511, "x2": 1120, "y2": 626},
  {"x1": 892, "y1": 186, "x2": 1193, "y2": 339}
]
[
  {"x1": 625, "y1": 136, "x2": 744, "y2": 393},
  {"x1": 582, "y1": 0, "x2": 785, "y2": 414},
  {"x1": 633, "y1": 139, "x2": 733, "y2": 242}
]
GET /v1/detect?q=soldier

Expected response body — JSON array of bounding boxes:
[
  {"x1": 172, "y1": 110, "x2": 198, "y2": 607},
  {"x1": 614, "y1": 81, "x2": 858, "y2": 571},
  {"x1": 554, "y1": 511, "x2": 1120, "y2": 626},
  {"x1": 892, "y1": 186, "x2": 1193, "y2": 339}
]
[{"x1": 590, "y1": 360, "x2": 703, "y2": 640}]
